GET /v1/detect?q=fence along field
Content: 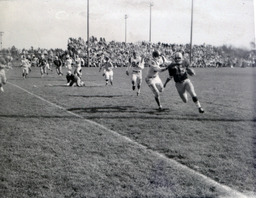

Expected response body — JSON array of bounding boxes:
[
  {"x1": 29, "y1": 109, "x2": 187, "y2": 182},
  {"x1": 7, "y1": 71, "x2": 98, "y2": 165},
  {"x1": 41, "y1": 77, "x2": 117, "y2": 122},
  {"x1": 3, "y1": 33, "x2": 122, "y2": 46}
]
[{"x1": 0, "y1": 64, "x2": 255, "y2": 197}]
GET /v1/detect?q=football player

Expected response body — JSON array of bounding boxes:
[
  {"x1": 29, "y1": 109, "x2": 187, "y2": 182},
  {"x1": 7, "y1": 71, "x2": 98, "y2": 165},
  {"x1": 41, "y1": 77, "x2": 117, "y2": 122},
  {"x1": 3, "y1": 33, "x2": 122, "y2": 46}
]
[
  {"x1": 0, "y1": 57, "x2": 12, "y2": 92},
  {"x1": 66, "y1": 71, "x2": 85, "y2": 87},
  {"x1": 38, "y1": 54, "x2": 48, "y2": 77},
  {"x1": 126, "y1": 51, "x2": 145, "y2": 95},
  {"x1": 145, "y1": 50, "x2": 169, "y2": 110},
  {"x1": 99, "y1": 56, "x2": 114, "y2": 86},
  {"x1": 65, "y1": 54, "x2": 73, "y2": 73},
  {"x1": 20, "y1": 55, "x2": 31, "y2": 79},
  {"x1": 53, "y1": 56, "x2": 63, "y2": 76},
  {"x1": 164, "y1": 52, "x2": 204, "y2": 113},
  {"x1": 74, "y1": 54, "x2": 83, "y2": 78}
]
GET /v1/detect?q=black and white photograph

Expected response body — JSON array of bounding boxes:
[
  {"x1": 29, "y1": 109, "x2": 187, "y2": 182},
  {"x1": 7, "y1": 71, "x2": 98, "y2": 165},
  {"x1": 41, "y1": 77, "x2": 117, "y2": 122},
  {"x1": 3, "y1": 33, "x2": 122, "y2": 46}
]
[{"x1": 0, "y1": 0, "x2": 255, "y2": 197}]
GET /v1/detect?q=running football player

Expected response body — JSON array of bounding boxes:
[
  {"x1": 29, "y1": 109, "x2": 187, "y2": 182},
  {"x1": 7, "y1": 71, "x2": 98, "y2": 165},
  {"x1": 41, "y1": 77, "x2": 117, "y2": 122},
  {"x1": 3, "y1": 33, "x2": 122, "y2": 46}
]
[
  {"x1": 99, "y1": 56, "x2": 114, "y2": 86},
  {"x1": 126, "y1": 51, "x2": 145, "y2": 95},
  {"x1": 20, "y1": 55, "x2": 31, "y2": 79},
  {"x1": 145, "y1": 50, "x2": 169, "y2": 110},
  {"x1": 164, "y1": 52, "x2": 204, "y2": 113}
]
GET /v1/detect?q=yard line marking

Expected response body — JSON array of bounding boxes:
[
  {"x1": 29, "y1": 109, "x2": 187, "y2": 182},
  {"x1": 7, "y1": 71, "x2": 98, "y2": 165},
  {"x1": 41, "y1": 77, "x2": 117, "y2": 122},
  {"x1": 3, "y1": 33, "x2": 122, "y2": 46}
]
[{"x1": 8, "y1": 82, "x2": 249, "y2": 198}]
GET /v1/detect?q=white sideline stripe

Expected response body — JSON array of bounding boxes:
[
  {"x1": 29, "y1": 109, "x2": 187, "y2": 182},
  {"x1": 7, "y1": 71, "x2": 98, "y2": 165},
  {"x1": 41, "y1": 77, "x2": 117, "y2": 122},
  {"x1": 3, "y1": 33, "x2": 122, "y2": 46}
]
[
  {"x1": 88, "y1": 80, "x2": 131, "y2": 91},
  {"x1": 8, "y1": 82, "x2": 84, "y2": 119},
  {"x1": 8, "y1": 82, "x2": 249, "y2": 198}
]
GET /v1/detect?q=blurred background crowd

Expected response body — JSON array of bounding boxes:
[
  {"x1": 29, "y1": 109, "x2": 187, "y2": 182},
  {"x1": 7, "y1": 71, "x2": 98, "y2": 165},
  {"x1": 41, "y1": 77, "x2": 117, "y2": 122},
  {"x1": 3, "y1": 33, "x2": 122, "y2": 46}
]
[{"x1": 1, "y1": 36, "x2": 256, "y2": 68}]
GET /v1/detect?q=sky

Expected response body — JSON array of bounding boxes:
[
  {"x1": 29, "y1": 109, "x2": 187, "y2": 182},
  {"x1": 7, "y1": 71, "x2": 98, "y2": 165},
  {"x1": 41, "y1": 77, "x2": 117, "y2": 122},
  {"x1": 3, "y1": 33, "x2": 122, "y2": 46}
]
[{"x1": 0, "y1": 0, "x2": 255, "y2": 50}]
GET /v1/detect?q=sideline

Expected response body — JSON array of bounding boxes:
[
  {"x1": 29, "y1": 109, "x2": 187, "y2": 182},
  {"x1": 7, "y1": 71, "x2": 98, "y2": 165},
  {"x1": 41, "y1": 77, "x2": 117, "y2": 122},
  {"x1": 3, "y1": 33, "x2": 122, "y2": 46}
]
[{"x1": 8, "y1": 81, "x2": 249, "y2": 198}]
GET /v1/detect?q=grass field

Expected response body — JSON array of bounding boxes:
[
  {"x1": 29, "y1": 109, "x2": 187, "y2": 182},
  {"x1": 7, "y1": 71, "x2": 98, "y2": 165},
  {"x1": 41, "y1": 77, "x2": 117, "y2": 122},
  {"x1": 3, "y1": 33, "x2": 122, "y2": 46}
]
[{"x1": 0, "y1": 63, "x2": 256, "y2": 198}]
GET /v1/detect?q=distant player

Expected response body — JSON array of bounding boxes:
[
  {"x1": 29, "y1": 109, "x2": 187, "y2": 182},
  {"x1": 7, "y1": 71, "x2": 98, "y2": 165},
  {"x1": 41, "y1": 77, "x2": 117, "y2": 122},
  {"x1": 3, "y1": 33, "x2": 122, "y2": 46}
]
[
  {"x1": 145, "y1": 50, "x2": 169, "y2": 110},
  {"x1": 31, "y1": 55, "x2": 38, "y2": 67},
  {"x1": 65, "y1": 54, "x2": 73, "y2": 73},
  {"x1": 164, "y1": 52, "x2": 204, "y2": 113},
  {"x1": 0, "y1": 57, "x2": 12, "y2": 92},
  {"x1": 74, "y1": 54, "x2": 83, "y2": 78},
  {"x1": 45, "y1": 62, "x2": 52, "y2": 73},
  {"x1": 5, "y1": 55, "x2": 13, "y2": 67},
  {"x1": 53, "y1": 56, "x2": 63, "y2": 76},
  {"x1": 38, "y1": 54, "x2": 48, "y2": 77},
  {"x1": 20, "y1": 55, "x2": 31, "y2": 79},
  {"x1": 99, "y1": 56, "x2": 114, "y2": 86},
  {"x1": 47, "y1": 54, "x2": 54, "y2": 72},
  {"x1": 66, "y1": 71, "x2": 85, "y2": 87},
  {"x1": 126, "y1": 51, "x2": 145, "y2": 95}
]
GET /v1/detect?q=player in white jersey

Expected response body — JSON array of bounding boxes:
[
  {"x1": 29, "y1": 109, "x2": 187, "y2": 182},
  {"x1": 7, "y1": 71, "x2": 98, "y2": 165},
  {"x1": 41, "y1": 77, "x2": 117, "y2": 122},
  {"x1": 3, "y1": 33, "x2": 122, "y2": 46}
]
[
  {"x1": 5, "y1": 55, "x2": 13, "y2": 67},
  {"x1": 99, "y1": 56, "x2": 114, "y2": 86},
  {"x1": 20, "y1": 55, "x2": 31, "y2": 79},
  {"x1": 31, "y1": 55, "x2": 38, "y2": 67},
  {"x1": 74, "y1": 54, "x2": 83, "y2": 78},
  {"x1": 145, "y1": 50, "x2": 169, "y2": 110},
  {"x1": 0, "y1": 57, "x2": 12, "y2": 92},
  {"x1": 126, "y1": 51, "x2": 145, "y2": 95},
  {"x1": 65, "y1": 54, "x2": 73, "y2": 73}
]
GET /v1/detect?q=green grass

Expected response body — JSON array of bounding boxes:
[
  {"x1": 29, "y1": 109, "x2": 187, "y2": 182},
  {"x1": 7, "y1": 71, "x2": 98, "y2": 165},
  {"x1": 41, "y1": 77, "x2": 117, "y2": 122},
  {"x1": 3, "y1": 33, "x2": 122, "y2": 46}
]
[{"x1": 0, "y1": 64, "x2": 255, "y2": 197}]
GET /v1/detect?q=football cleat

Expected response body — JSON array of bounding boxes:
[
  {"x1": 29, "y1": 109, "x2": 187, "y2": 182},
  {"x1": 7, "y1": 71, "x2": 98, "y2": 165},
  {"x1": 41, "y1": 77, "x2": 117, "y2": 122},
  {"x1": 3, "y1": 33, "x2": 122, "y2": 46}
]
[{"x1": 199, "y1": 107, "x2": 204, "y2": 113}]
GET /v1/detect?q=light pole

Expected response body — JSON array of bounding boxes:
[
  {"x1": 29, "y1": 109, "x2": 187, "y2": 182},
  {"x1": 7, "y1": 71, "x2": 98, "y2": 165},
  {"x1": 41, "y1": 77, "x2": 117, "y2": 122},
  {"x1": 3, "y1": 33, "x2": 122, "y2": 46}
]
[
  {"x1": 149, "y1": 3, "x2": 153, "y2": 43},
  {"x1": 189, "y1": 0, "x2": 194, "y2": 63},
  {"x1": 87, "y1": 0, "x2": 90, "y2": 67},
  {"x1": 0, "y1": 32, "x2": 3, "y2": 50},
  {"x1": 125, "y1": 14, "x2": 128, "y2": 43}
]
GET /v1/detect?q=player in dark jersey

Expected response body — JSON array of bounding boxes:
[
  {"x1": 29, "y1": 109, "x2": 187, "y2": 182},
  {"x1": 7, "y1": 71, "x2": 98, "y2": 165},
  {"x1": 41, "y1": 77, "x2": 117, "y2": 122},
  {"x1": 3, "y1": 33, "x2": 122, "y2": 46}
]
[
  {"x1": 164, "y1": 52, "x2": 204, "y2": 113},
  {"x1": 53, "y1": 56, "x2": 63, "y2": 76},
  {"x1": 38, "y1": 54, "x2": 48, "y2": 77},
  {"x1": 66, "y1": 71, "x2": 85, "y2": 87}
]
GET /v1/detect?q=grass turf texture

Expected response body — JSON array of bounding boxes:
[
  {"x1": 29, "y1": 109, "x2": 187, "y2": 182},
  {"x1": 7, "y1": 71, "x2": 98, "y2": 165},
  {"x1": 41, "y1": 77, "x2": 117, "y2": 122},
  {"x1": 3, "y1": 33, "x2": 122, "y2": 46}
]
[{"x1": 0, "y1": 64, "x2": 255, "y2": 197}]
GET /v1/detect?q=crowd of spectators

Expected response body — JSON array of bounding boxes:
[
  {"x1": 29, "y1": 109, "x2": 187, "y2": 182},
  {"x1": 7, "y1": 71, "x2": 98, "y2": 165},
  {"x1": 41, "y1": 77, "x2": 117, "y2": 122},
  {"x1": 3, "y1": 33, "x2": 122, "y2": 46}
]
[
  {"x1": 66, "y1": 36, "x2": 256, "y2": 68},
  {"x1": 2, "y1": 36, "x2": 256, "y2": 68}
]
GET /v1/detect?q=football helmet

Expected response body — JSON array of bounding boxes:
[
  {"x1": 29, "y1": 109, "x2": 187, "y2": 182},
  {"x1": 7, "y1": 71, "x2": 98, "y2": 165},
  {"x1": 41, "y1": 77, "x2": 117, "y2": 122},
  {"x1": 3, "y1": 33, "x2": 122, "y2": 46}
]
[
  {"x1": 152, "y1": 50, "x2": 160, "y2": 58},
  {"x1": 174, "y1": 52, "x2": 183, "y2": 64}
]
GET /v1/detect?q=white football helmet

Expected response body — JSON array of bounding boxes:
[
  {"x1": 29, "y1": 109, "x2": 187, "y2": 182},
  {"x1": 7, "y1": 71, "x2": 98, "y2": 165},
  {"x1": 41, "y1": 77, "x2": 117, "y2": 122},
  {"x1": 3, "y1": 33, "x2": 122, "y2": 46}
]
[{"x1": 174, "y1": 52, "x2": 183, "y2": 64}]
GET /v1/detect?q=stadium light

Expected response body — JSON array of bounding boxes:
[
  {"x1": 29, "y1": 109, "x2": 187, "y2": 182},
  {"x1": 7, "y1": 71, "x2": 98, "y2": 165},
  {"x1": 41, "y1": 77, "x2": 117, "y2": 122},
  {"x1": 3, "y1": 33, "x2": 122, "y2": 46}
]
[
  {"x1": 149, "y1": 3, "x2": 153, "y2": 43},
  {"x1": 87, "y1": 0, "x2": 90, "y2": 67},
  {"x1": 125, "y1": 14, "x2": 128, "y2": 43},
  {"x1": 0, "y1": 32, "x2": 3, "y2": 50}
]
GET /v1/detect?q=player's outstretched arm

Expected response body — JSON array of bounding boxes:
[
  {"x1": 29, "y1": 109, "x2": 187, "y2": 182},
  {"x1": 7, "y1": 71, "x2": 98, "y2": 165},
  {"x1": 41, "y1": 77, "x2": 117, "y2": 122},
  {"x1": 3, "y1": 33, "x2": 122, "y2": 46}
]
[
  {"x1": 160, "y1": 65, "x2": 169, "y2": 72},
  {"x1": 160, "y1": 55, "x2": 172, "y2": 66},
  {"x1": 109, "y1": 62, "x2": 115, "y2": 69},
  {"x1": 126, "y1": 64, "x2": 131, "y2": 75},
  {"x1": 139, "y1": 57, "x2": 145, "y2": 70},
  {"x1": 0, "y1": 64, "x2": 8, "y2": 69},
  {"x1": 7, "y1": 65, "x2": 13, "y2": 70},
  {"x1": 186, "y1": 67, "x2": 196, "y2": 76},
  {"x1": 99, "y1": 64, "x2": 103, "y2": 72},
  {"x1": 164, "y1": 77, "x2": 172, "y2": 88}
]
